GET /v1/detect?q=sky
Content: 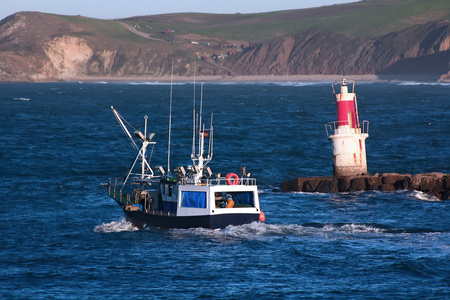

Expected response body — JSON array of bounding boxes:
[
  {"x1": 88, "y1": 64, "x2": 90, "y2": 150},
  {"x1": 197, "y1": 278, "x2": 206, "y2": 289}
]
[{"x1": 1, "y1": 0, "x2": 360, "y2": 20}]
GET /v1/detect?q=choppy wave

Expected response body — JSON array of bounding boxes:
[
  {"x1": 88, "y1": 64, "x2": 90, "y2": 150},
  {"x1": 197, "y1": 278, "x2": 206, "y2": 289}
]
[
  {"x1": 164, "y1": 221, "x2": 447, "y2": 241},
  {"x1": 409, "y1": 190, "x2": 441, "y2": 202},
  {"x1": 397, "y1": 81, "x2": 450, "y2": 86},
  {"x1": 269, "y1": 81, "x2": 331, "y2": 87},
  {"x1": 93, "y1": 218, "x2": 139, "y2": 233},
  {"x1": 165, "y1": 221, "x2": 390, "y2": 241},
  {"x1": 4, "y1": 81, "x2": 450, "y2": 299},
  {"x1": 288, "y1": 189, "x2": 443, "y2": 203},
  {"x1": 13, "y1": 97, "x2": 30, "y2": 101},
  {"x1": 127, "y1": 81, "x2": 187, "y2": 86},
  {"x1": 213, "y1": 81, "x2": 332, "y2": 86},
  {"x1": 76, "y1": 80, "x2": 187, "y2": 85}
]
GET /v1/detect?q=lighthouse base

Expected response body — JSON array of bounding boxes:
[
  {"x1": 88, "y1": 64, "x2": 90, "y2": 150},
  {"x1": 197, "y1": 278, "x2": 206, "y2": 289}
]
[
  {"x1": 333, "y1": 165, "x2": 367, "y2": 177},
  {"x1": 330, "y1": 131, "x2": 368, "y2": 177}
]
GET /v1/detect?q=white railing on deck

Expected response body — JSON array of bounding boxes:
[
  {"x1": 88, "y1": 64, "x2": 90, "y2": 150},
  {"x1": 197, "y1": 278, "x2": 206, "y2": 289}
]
[
  {"x1": 108, "y1": 175, "x2": 257, "y2": 202},
  {"x1": 178, "y1": 177, "x2": 257, "y2": 186}
]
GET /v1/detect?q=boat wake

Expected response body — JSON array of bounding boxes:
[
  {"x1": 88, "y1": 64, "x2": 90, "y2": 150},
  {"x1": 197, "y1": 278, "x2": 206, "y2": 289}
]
[
  {"x1": 93, "y1": 218, "x2": 139, "y2": 233},
  {"x1": 94, "y1": 218, "x2": 445, "y2": 237},
  {"x1": 166, "y1": 221, "x2": 390, "y2": 241}
]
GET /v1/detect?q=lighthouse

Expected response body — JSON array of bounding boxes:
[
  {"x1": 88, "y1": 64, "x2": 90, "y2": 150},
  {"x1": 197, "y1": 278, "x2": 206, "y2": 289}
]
[{"x1": 325, "y1": 79, "x2": 369, "y2": 177}]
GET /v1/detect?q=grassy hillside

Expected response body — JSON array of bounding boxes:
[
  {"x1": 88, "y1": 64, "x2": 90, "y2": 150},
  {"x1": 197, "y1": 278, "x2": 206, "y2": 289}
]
[
  {"x1": 55, "y1": 15, "x2": 152, "y2": 44},
  {"x1": 123, "y1": 0, "x2": 450, "y2": 41}
]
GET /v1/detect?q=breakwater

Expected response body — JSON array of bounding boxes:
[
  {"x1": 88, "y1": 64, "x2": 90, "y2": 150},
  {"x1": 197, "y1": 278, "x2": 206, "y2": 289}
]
[{"x1": 280, "y1": 173, "x2": 450, "y2": 200}]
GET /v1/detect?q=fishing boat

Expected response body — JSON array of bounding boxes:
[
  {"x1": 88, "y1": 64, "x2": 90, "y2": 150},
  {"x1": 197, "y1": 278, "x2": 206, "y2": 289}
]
[{"x1": 107, "y1": 89, "x2": 264, "y2": 229}]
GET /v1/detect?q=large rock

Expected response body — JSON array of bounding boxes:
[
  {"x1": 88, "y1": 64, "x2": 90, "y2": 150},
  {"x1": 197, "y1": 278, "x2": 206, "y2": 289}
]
[
  {"x1": 366, "y1": 175, "x2": 382, "y2": 190},
  {"x1": 349, "y1": 177, "x2": 368, "y2": 191},
  {"x1": 445, "y1": 176, "x2": 450, "y2": 190},
  {"x1": 316, "y1": 178, "x2": 339, "y2": 193},
  {"x1": 303, "y1": 177, "x2": 324, "y2": 193},
  {"x1": 280, "y1": 177, "x2": 305, "y2": 192},
  {"x1": 338, "y1": 177, "x2": 352, "y2": 192}
]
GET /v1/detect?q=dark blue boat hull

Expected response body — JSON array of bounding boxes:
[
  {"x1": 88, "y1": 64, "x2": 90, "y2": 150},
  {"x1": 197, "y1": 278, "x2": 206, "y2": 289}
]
[{"x1": 121, "y1": 208, "x2": 260, "y2": 229}]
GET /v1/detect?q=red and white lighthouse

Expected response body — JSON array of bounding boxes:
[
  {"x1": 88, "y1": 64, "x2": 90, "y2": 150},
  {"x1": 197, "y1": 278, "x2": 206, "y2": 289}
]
[{"x1": 326, "y1": 79, "x2": 369, "y2": 177}]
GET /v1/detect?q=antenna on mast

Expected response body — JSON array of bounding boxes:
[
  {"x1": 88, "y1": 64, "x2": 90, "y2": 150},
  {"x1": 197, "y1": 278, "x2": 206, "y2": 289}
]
[
  {"x1": 192, "y1": 60, "x2": 196, "y2": 159},
  {"x1": 189, "y1": 83, "x2": 213, "y2": 182},
  {"x1": 199, "y1": 84, "x2": 203, "y2": 136},
  {"x1": 208, "y1": 113, "x2": 213, "y2": 158},
  {"x1": 167, "y1": 59, "x2": 174, "y2": 175},
  {"x1": 197, "y1": 84, "x2": 203, "y2": 159}
]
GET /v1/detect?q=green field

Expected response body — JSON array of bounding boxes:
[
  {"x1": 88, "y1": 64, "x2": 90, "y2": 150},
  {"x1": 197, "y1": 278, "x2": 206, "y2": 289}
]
[
  {"x1": 44, "y1": 0, "x2": 450, "y2": 47},
  {"x1": 121, "y1": 0, "x2": 450, "y2": 42}
]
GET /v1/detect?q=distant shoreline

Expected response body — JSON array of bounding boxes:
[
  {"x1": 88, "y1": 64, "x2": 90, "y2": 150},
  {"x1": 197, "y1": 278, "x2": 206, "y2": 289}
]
[
  {"x1": 4, "y1": 74, "x2": 446, "y2": 83},
  {"x1": 70, "y1": 74, "x2": 448, "y2": 83},
  {"x1": 76, "y1": 74, "x2": 382, "y2": 83}
]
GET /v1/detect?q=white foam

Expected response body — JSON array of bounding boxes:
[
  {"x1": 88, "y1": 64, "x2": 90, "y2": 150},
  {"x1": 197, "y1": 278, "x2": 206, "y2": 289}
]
[
  {"x1": 93, "y1": 218, "x2": 139, "y2": 233},
  {"x1": 335, "y1": 223, "x2": 385, "y2": 233},
  {"x1": 269, "y1": 81, "x2": 331, "y2": 87},
  {"x1": 223, "y1": 222, "x2": 303, "y2": 237},
  {"x1": 397, "y1": 81, "x2": 450, "y2": 86},
  {"x1": 13, "y1": 97, "x2": 30, "y2": 101},
  {"x1": 127, "y1": 81, "x2": 186, "y2": 86},
  {"x1": 168, "y1": 222, "x2": 306, "y2": 240},
  {"x1": 168, "y1": 221, "x2": 386, "y2": 241},
  {"x1": 93, "y1": 218, "x2": 388, "y2": 237},
  {"x1": 410, "y1": 190, "x2": 441, "y2": 202}
]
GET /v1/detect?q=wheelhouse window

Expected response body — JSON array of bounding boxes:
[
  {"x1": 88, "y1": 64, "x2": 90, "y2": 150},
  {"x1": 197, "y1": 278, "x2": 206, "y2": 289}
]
[
  {"x1": 215, "y1": 191, "x2": 255, "y2": 208},
  {"x1": 230, "y1": 192, "x2": 254, "y2": 207}
]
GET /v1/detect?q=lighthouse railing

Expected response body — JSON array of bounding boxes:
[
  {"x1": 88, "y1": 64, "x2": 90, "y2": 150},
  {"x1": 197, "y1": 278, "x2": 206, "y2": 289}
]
[
  {"x1": 362, "y1": 120, "x2": 369, "y2": 135},
  {"x1": 325, "y1": 120, "x2": 369, "y2": 137}
]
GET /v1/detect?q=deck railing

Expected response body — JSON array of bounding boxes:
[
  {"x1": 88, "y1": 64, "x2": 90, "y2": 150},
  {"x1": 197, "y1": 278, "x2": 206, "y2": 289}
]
[
  {"x1": 178, "y1": 176, "x2": 257, "y2": 186},
  {"x1": 109, "y1": 174, "x2": 257, "y2": 199},
  {"x1": 108, "y1": 179, "x2": 130, "y2": 205},
  {"x1": 325, "y1": 120, "x2": 369, "y2": 137}
]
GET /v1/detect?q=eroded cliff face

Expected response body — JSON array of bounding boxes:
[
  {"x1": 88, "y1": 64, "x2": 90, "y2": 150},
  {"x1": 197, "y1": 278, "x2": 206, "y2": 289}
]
[
  {"x1": 43, "y1": 36, "x2": 94, "y2": 79},
  {"x1": 0, "y1": 12, "x2": 449, "y2": 81},
  {"x1": 226, "y1": 21, "x2": 450, "y2": 79},
  {"x1": 0, "y1": 13, "x2": 190, "y2": 81}
]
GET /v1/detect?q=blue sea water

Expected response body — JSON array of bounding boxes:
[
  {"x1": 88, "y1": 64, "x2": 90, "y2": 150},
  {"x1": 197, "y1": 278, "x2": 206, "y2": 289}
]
[{"x1": 0, "y1": 81, "x2": 449, "y2": 299}]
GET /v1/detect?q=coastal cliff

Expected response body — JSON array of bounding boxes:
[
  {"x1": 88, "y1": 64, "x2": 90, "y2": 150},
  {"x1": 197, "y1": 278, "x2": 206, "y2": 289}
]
[
  {"x1": 226, "y1": 21, "x2": 450, "y2": 79},
  {"x1": 1, "y1": 0, "x2": 450, "y2": 82}
]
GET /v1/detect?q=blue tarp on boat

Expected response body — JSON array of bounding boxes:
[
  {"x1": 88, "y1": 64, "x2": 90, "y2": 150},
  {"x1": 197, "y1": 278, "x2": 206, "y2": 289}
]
[{"x1": 181, "y1": 191, "x2": 207, "y2": 208}]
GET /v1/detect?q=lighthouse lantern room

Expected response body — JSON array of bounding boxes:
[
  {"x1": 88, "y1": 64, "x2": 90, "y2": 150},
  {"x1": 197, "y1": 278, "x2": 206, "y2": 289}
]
[{"x1": 325, "y1": 79, "x2": 369, "y2": 177}]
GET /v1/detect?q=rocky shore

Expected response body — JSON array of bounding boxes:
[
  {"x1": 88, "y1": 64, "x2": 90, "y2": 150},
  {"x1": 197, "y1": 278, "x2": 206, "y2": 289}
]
[{"x1": 280, "y1": 173, "x2": 450, "y2": 200}]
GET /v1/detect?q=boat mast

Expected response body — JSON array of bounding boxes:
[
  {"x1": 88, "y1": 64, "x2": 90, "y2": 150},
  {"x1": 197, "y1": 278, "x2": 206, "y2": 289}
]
[
  {"x1": 111, "y1": 106, "x2": 138, "y2": 151},
  {"x1": 190, "y1": 84, "x2": 213, "y2": 182},
  {"x1": 167, "y1": 59, "x2": 174, "y2": 175},
  {"x1": 197, "y1": 85, "x2": 205, "y2": 178},
  {"x1": 192, "y1": 60, "x2": 196, "y2": 161},
  {"x1": 111, "y1": 106, "x2": 156, "y2": 187},
  {"x1": 141, "y1": 116, "x2": 148, "y2": 177}
]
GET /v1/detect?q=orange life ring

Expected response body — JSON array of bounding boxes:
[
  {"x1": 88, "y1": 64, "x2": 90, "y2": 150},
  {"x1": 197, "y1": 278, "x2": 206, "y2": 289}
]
[{"x1": 225, "y1": 173, "x2": 239, "y2": 185}]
